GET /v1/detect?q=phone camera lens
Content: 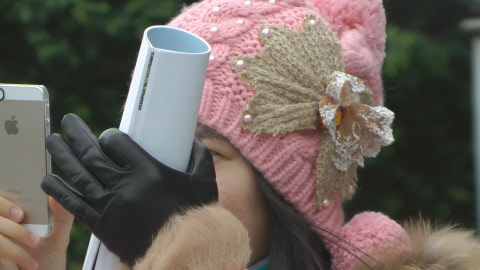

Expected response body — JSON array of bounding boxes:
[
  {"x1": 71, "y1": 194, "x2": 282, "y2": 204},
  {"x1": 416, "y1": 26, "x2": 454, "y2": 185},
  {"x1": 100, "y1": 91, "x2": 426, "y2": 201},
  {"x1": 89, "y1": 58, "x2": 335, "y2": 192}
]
[{"x1": 0, "y1": 88, "x2": 4, "y2": 101}]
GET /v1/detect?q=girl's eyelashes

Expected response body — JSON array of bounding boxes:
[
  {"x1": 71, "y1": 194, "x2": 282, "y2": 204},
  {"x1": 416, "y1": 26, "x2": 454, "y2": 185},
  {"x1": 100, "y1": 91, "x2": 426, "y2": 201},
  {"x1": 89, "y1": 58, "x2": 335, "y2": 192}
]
[
  {"x1": 198, "y1": 139, "x2": 219, "y2": 156},
  {"x1": 208, "y1": 149, "x2": 221, "y2": 157},
  {"x1": 198, "y1": 138, "x2": 232, "y2": 159}
]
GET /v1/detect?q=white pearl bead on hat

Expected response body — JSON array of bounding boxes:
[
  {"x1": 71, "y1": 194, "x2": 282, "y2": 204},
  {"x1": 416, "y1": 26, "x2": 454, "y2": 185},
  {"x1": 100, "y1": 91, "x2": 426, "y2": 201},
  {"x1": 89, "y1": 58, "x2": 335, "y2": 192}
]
[
  {"x1": 321, "y1": 199, "x2": 330, "y2": 208},
  {"x1": 236, "y1": 60, "x2": 245, "y2": 68},
  {"x1": 348, "y1": 185, "x2": 355, "y2": 195},
  {"x1": 243, "y1": 114, "x2": 253, "y2": 123}
]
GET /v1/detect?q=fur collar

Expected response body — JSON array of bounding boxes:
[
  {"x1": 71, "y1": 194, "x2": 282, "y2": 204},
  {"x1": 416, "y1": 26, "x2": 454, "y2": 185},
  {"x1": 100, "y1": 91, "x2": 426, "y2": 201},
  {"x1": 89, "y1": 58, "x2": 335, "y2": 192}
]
[
  {"x1": 354, "y1": 220, "x2": 480, "y2": 270},
  {"x1": 131, "y1": 203, "x2": 480, "y2": 270}
]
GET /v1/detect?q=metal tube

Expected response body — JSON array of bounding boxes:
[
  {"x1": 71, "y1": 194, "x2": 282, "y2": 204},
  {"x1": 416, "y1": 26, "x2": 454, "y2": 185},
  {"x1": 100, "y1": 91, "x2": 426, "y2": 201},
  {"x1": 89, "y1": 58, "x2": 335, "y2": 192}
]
[{"x1": 472, "y1": 37, "x2": 480, "y2": 233}]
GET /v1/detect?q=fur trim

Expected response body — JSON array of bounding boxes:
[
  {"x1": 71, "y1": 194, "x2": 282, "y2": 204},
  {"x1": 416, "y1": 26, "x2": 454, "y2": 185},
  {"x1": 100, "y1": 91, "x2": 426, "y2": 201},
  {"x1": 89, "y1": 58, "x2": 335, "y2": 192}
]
[
  {"x1": 399, "y1": 220, "x2": 480, "y2": 269},
  {"x1": 354, "y1": 220, "x2": 480, "y2": 269},
  {"x1": 133, "y1": 203, "x2": 251, "y2": 270}
]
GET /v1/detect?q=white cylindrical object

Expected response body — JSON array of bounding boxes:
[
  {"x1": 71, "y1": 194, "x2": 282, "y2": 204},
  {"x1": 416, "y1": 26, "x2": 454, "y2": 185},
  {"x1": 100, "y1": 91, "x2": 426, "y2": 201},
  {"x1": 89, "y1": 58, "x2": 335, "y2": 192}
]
[
  {"x1": 120, "y1": 26, "x2": 211, "y2": 171},
  {"x1": 83, "y1": 26, "x2": 211, "y2": 270}
]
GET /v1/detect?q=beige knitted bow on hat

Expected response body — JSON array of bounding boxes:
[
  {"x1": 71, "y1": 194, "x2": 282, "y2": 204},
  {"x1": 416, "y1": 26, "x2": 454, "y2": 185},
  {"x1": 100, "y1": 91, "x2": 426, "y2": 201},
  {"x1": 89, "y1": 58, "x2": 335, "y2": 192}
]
[{"x1": 232, "y1": 15, "x2": 394, "y2": 210}]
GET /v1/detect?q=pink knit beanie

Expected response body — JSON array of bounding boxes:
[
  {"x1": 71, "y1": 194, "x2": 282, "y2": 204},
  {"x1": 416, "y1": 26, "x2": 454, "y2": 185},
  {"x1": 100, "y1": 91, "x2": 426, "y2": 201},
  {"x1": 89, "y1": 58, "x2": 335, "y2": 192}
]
[{"x1": 169, "y1": 0, "x2": 411, "y2": 268}]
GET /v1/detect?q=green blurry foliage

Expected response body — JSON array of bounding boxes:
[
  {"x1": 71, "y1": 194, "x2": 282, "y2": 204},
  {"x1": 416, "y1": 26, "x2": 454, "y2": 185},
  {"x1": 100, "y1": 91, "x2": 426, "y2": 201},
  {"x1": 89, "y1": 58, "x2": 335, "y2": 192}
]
[
  {"x1": 0, "y1": 0, "x2": 187, "y2": 132},
  {"x1": 0, "y1": 0, "x2": 475, "y2": 267}
]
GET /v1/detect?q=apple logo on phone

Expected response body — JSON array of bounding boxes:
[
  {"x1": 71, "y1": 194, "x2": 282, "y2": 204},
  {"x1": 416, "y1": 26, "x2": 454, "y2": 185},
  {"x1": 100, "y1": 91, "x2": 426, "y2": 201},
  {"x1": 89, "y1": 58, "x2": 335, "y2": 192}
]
[{"x1": 5, "y1": 116, "x2": 19, "y2": 135}]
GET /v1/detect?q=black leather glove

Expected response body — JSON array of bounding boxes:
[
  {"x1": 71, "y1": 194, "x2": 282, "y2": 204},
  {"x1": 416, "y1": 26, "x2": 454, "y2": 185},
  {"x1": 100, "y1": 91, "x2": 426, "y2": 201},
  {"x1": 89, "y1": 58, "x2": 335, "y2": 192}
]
[{"x1": 41, "y1": 114, "x2": 218, "y2": 265}]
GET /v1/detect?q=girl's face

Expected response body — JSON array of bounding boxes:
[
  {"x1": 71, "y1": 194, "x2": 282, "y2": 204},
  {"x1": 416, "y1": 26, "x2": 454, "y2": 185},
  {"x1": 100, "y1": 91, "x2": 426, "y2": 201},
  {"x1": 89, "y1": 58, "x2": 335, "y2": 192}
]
[{"x1": 196, "y1": 125, "x2": 271, "y2": 264}]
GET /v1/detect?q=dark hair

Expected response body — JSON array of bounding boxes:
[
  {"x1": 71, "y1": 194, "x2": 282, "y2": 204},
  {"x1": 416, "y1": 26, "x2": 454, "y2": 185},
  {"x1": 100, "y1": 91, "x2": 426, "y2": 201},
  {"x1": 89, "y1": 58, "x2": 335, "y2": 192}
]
[{"x1": 254, "y1": 169, "x2": 332, "y2": 270}]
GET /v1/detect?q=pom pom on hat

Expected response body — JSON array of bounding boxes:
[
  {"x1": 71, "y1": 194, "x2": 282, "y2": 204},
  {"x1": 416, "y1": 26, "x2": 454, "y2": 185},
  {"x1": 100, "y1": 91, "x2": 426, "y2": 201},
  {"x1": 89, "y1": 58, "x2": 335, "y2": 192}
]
[{"x1": 329, "y1": 212, "x2": 412, "y2": 270}]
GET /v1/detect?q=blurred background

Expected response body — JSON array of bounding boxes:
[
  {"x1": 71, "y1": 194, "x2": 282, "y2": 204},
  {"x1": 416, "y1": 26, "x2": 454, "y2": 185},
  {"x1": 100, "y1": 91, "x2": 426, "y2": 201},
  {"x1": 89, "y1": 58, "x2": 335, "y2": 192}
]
[{"x1": 0, "y1": 0, "x2": 476, "y2": 268}]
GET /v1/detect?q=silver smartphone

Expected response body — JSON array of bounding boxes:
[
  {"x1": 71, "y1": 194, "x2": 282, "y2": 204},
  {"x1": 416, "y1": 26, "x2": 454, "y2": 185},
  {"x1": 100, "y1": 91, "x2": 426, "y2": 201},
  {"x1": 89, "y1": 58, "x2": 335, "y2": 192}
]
[{"x1": 0, "y1": 84, "x2": 52, "y2": 237}]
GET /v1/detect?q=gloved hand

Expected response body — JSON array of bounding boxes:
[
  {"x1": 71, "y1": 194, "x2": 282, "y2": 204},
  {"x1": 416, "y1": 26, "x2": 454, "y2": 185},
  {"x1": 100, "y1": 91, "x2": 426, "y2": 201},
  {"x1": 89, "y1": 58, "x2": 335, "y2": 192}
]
[{"x1": 41, "y1": 114, "x2": 218, "y2": 265}]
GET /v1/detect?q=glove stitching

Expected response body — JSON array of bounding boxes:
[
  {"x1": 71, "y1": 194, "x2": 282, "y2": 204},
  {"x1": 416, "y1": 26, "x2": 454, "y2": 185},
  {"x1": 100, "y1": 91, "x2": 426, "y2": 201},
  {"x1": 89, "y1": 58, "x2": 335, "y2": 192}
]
[
  {"x1": 98, "y1": 140, "x2": 133, "y2": 173},
  {"x1": 73, "y1": 120, "x2": 126, "y2": 172},
  {"x1": 57, "y1": 136, "x2": 107, "y2": 192},
  {"x1": 51, "y1": 174, "x2": 102, "y2": 223}
]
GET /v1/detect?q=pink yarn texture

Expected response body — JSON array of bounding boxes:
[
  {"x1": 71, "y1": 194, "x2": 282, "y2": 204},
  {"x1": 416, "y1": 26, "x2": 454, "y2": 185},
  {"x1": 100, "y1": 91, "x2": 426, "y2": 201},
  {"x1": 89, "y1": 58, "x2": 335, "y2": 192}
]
[
  {"x1": 329, "y1": 212, "x2": 412, "y2": 269},
  {"x1": 169, "y1": 0, "x2": 410, "y2": 268}
]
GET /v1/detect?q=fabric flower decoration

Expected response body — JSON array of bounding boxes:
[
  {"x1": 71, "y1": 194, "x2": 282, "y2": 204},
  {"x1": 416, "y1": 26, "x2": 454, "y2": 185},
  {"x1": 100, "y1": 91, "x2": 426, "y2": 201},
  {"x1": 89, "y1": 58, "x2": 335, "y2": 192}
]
[
  {"x1": 316, "y1": 72, "x2": 394, "y2": 208},
  {"x1": 233, "y1": 15, "x2": 394, "y2": 210}
]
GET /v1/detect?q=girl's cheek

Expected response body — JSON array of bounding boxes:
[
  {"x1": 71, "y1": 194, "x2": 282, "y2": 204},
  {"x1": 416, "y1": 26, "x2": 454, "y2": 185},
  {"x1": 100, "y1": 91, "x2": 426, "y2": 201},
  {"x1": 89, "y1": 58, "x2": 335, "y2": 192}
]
[
  {"x1": 215, "y1": 173, "x2": 232, "y2": 204},
  {"x1": 211, "y1": 154, "x2": 220, "y2": 163}
]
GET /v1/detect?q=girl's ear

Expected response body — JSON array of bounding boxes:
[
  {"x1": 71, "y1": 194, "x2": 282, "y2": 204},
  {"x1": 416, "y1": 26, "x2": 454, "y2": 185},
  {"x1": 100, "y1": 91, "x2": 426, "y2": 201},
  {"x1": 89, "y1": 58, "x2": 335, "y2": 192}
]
[{"x1": 307, "y1": 0, "x2": 387, "y2": 105}]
